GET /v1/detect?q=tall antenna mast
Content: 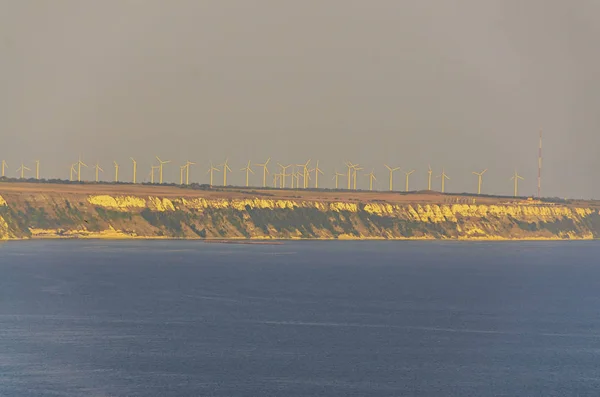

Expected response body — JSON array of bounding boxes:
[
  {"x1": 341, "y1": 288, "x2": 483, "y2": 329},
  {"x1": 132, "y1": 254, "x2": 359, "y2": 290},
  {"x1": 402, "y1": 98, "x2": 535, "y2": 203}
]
[{"x1": 538, "y1": 129, "x2": 542, "y2": 198}]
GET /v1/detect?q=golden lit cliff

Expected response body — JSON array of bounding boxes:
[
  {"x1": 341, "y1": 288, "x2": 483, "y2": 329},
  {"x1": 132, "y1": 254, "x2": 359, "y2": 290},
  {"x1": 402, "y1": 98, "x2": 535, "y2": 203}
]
[{"x1": 0, "y1": 191, "x2": 599, "y2": 240}]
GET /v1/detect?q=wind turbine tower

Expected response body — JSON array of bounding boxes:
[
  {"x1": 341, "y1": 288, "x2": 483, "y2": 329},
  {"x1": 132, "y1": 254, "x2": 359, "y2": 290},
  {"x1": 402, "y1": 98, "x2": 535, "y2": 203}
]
[
  {"x1": 241, "y1": 160, "x2": 255, "y2": 187},
  {"x1": 35, "y1": 160, "x2": 40, "y2": 180},
  {"x1": 278, "y1": 163, "x2": 291, "y2": 188},
  {"x1": 207, "y1": 162, "x2": 220, "y2": 187},
  {"x1": 290, "y1": 166, "x2": 297, "y2": 188},
  {"x1": 77, "y1": 156, "x2": 87, "y2": 182},
  {"x1": 352, "y1": 165, "x2": 363, "y2": 190},
  {"x1": 511, "y1": 170, "x2": 525, "y2": 197},
  {"x1": 94, "y1": 163, "x2": 103, "y2": 182},
  {"x1": 156, "y1": 156, "x2": 171, "y2": 184},
  {"x1": 179, "y1": 165, "x2": 185, "y2": 185},
  {"x1": 314, "y1": 161, "x2": 324, "y2": 189},
  {"x1": 16, "y1": 162, "x2": 30, "y2": 179},
  {"x1": 384, "y1": 165, "x2": 400, "y2": 191},
  {"x1": 1, "y1": 160, "x2": 8, "y2": 177},
  {"x1": 472, "y1": 169, "x2": 487, "y2": 195},
  {"x1": 219, "y1": 159, "x2": 232, "y2": 186},
  {"x1": 438, "y1": 169, "x2": 450, "y2": 193},
  {"x1": 114, "y1": 161, "x2": 119, "y2": 182},
  {"x1": 345, "y1": 162, "x2": 354, "y2": 190},
  {"x1": 404, "y1": 169, "x2": 415, "y2": 192},
  {"x1": 296, "y1": 160, "x2": 310, "y2": 188},
  {"x1": 255, "y1": 158, "x2": 270, "y2": 187},
  {"x1": 185, "y1": 160, "x2": 195, "y2": 185},
  {"x1": 428, "y1": 165, "x2": 433, "y2": 190},
  {"x1": 150, "y1": 165, "x2": 159, "y2": 184},
  {"x1": 333, "y1": 170, "x2": 344, "y2": 189},
  {"x1": 365, "y1": 169, "x2": 377, "y2": 191},
  {"x1": 297, "y1": 170, "x2": 304, "y2": 189},
  {"x1": 130, "y1": 158, "x2": 137, "y2": 184},
  {"x1": 70, "y1": 164, "x2": 77, "y2": 181}
]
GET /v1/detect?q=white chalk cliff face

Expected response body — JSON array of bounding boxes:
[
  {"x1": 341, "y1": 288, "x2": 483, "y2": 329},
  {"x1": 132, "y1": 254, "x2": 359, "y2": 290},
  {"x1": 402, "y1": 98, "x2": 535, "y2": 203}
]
[{"x1": 0, "y1": 192, "x2": 599, "y2": 240}]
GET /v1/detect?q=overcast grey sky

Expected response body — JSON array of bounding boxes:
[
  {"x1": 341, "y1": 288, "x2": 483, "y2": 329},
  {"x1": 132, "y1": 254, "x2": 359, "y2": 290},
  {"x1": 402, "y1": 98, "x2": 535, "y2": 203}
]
[{"x1": 1, "y1": 1, "x2": 599, "y2": 197}]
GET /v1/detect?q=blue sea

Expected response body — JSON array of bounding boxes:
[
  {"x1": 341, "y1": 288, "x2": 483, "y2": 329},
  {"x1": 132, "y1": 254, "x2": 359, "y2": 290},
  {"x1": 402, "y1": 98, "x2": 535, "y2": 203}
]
[{"x1": 1, "y1": 240, "x2": 600, "y2": 396}]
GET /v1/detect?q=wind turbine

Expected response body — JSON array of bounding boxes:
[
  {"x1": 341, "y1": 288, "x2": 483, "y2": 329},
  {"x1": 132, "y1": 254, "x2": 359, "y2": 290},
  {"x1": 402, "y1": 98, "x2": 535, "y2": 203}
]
[
  {"x1": 384, "y1": 164, "x2": 400, "y2": 191},
  {"x1": 510, "y1": 170, "x2": 525, "y2": 197},
  {"x1": 296, "y1": 160, "x2": 311, "y2": 188},
  {"x1": 305, "y1": 168, "x2": 312, "y2": 187},
  {"x1": 306, "y1": 167, "x2": 316, "y2": 188},
  {"x1": 365, "y1": 169, "x2": 377, "y2": 191},
  {"x1": 114, "y1": 161, "x2": 119, "y2": 182},
  {"x1": 332, "y1": 170, "x2": 344, "y2": 189},
  {"x1": 404, "y1": 169, "x2": 415, "y2": 192},
  {"x1": 295, "y1": 169, "x2": 303, "y2": 189},
  {"x1": 241, "y1": 160, "x2": 255, "y2": 187},
  {"x1": 150, "y1": 165, "x2": 159, "y2": 184},
  {"x1": 179, "y1": 165, "x2": 186, "y2": 185},
  {"x1": 427, "y1": 165, "x2": 433, "y2": 190},
  {"x1": 290, "y1": 166, "x2": 297, "y2": 188},
  {"x1": 352, "y1": 164, "x2": 363, "y2": 190},
  {"x1": 472, "y1": 169, "x2": 487, "y2": 195},
  {"x1": 272, "y1": 172, "x2": 281, "y2": 188},
  {"x1": 255, "y1": 158, "x2": 270, "y2": 188},
  {"x1": 155, "y1": 156, "x2": 170, "y2": 184},
  {"x1": 345, "y1": 161, "x2": 355, "y2": 189},
  {"x1": 16, "y1": 162, "x2": 30, "y2": 179},
  {"x1": 219, "y1": 158, "x2": 232, "y2": 186},
  {"x1": 77, "y1": 155, "x2": 87, "y2": 182},
  {"x1": 130, "y1": 158, "x2": 137, "y2": 183},
  {"x1": 70, "y1": 164, "x2": 77, "y2": 181},
  {"x1": 35, "y1": 160, "x2": 40, "y2": 180},
  {"x1": 94, "y1": 163, "x2": 104, "y2": 182},
  {"x1": 184, "y1": 160, "x2": 195, "y2": 185},
  {"x1": 1, "y1": 160, "x2": 7, "y2": 177},
  {"x1": 437, "y1": 168, "x2": 450, "y2": 193},
  {"x1": 314, "y1": 161, "x2": 324, "y2": 189},
  {"x1": 206, "y1": 162, "x2": 220, "y2": 187},
  {"x1": 278, "y1": 163, "x2": 292, "y2": 188}
]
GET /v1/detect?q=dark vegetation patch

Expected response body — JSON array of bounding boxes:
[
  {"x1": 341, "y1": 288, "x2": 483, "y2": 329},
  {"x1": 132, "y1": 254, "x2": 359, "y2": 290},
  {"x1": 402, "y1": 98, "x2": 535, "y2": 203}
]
[
  {"x1": 95, "y1": 207, "x2": 132, "y2": 221},
  {"x1": 0, "y1": 206, "x2": 32, "y2": 237},
  {"x1": 140, "y1": 209, "x2": 188, "y2": 237},
  {"x1": 538, "y1": 218, "x2": 577, "y2": 234}
]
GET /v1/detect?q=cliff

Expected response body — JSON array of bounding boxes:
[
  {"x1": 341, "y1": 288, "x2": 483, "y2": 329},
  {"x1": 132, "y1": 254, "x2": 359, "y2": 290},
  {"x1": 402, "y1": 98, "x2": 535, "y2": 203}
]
[{"x1": 1, "y1": 186, "x2": 599, "y2": 241}]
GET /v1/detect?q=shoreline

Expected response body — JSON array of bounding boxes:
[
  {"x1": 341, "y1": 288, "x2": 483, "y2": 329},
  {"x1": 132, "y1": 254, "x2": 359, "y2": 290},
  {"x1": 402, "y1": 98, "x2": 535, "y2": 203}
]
[{"x1": 2, "y1": 235, "x2": 597, "y2": 243}]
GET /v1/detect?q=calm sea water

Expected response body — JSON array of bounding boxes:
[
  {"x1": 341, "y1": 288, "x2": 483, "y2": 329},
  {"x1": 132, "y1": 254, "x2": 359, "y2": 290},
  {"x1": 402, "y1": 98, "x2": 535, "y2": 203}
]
[{"x1": 1, "y1": 240, "x2": 600, "y2": 396}]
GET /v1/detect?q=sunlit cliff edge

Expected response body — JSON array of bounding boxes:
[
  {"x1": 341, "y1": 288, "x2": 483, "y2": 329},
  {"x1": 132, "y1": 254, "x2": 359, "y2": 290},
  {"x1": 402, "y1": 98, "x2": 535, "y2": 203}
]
[{"x1": 1, "y1": 189, "x2": 599, "y2": 241}]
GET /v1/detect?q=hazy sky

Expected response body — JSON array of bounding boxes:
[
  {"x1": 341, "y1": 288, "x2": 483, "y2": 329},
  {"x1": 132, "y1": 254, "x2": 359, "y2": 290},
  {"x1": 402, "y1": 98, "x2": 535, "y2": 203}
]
[{"x1": 2, "y1": 1, "x2": 599, "y2": 198}]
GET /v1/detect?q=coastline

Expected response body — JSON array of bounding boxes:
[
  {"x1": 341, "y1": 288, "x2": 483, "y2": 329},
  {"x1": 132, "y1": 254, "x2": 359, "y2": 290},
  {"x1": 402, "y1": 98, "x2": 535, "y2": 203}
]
[
  {"x1": 2, "y1": 184, "x2": 599, "y2": 243},
  {"x1": 2, "y1": 235, "x2": 597, "y2": 243}
]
